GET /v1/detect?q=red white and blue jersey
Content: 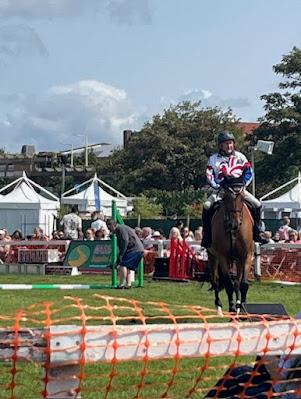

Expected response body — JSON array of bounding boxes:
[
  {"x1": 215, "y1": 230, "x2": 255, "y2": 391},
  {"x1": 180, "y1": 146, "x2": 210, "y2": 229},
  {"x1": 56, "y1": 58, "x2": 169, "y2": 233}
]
[{"x1": 206, "y1": 151, "x2": 253, "y2": 189}]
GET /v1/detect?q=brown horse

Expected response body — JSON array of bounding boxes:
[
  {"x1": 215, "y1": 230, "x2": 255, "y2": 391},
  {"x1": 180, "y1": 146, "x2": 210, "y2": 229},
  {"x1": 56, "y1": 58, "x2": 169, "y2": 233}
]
[{"x1": 208, "y1": 177, "x2": 254, "y2": 314}]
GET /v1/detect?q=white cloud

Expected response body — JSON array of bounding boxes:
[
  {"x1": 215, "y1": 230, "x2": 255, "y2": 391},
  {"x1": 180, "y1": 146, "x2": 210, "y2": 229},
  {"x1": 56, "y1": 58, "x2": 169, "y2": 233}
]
[
  {"x1": 0, "y1": 80, "x2": 147, "y2": 152},
  {"x1": 0, "y1": 0, "x2": 152, "y2": 24},
  {"x1": 0, "y1": 24, "x2": 48, "y2": 60},
  {"x1": 162, "y1": 88, "x2": 251, "y2": 111},
  {"x1": 107, "y1": 0, "x2": 151, "y2": 24},
  {"x1": 0, "y1": 0, "x2": 88, "y2": 18}
]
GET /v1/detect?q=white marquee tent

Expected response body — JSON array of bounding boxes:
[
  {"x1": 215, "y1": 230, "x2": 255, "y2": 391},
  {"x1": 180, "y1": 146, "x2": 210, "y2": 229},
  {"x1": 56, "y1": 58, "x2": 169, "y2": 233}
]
[
  {"x1": 261, "y1": 172, "x2": 301, "y2": 219},
  {"x1": 0, "y1": 172, "x2": 60, "y2": 237},
  {"x1": 61, "y1": 174, "x2": 129, "y2": 217}
]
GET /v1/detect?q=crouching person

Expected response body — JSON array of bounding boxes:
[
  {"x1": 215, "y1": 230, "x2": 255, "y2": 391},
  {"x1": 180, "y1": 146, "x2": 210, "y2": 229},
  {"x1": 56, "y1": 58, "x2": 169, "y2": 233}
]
[{"x1": 106, "y1": 220, "x2": 144, "y2": 289}]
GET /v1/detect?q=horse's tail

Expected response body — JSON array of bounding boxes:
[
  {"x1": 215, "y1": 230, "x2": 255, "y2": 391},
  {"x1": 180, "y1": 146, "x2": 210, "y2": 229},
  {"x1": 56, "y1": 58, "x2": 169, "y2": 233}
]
[{"x1": 208, "y1": 263, "x2": 225, "y2": 292}]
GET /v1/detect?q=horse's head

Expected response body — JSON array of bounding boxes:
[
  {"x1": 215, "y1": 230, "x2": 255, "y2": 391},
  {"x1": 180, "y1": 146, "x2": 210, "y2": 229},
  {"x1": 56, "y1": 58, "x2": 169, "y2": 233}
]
[{"x1": 221, "y1": 176, "x2": 245, "y2": 232}]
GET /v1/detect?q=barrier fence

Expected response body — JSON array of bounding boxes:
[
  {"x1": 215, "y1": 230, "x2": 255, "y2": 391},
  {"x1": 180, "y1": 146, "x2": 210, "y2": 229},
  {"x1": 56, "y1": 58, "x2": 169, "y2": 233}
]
[
  {"x1": 0, "y1": 295, "x2": 299, "y2": 398},
  {"x1": 169, "y1": 238, "x2": 207, "y2": 280},
  {"x1": 166, "y1": 239, "x2": 301, "y2": 284},
  {"x1": 259, "y1": 243, "x2": 301, "y2": 284},
  {"x1": 1, "y1": 238, "x2": 300, "y2": 285},
  {"x1": 2, "y1": 240, "x2": 69, "y2": 264}
]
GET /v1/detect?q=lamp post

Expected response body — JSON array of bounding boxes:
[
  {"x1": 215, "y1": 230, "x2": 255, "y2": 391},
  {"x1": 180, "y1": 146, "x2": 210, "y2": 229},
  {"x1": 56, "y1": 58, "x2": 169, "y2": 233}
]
[
  {"x1": 76, "y1": 134, "x2": 88, "y2": 167},
  {"x1": 60, "y1": 143, "x2": 74, "y2": 167},
  {"x1": 249, "y1": 138, "x2": 275, "y2": 196},
  {"x1": 250, "y1": 146, "x2": 256, "y2": 196}
]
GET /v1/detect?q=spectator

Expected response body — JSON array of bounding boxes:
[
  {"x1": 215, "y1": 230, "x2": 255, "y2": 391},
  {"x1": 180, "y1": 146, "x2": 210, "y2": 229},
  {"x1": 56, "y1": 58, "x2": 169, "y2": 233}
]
[
  {"x1": 288, "y1": 230, "x2": 301, "y2": 243},
  {"x1": 6, "y1": 230, "x2": 23, "y2": 263},
  {"x1": 60, "y1": 205, "x2": 82, "y2": 240},
  {"x1": 91, "y1": 211, "x2": 109, "y2": 237},
  {"x1": 0, "y1": 229, "x2": 9, "y2": 263},
  {"x1": 206, "y1": 311, "x2": 301, "y2": 398},
  {"x1": 58, "y1": 231, "x2": 65, "y2": 239},
  {"x1": 272, "y1": 231, "x2": 282, "y2": 243},
  {"x1": 51, "y1": 231, "x2": 60, "y2": 240},
  {"x1": 194, "y1": 228, "x2": 203, "y2": 242},
  {"x1": 85, "y1": 228, "x2": 95, "y2": 241},
  {"x1": 142, "y1": 227, "x2": 152, "y2": 240},
  {"x1": 106, "y1": 220, "x2": 144, "y2": 289},
  {"x1": 278, "y1": 217, "x2": 293, "y2": 241},
  {"x1": 152, "y1": 231, "x2": 162, "y2": 240},
  {"x1": 95, "y1": 228, "x2": 106, "y2": 240},
  {"x1": 11, "y1": 230, "x2": 23, "y2": 240},
  {"x1": 206, "y1": 355, "x2": 301, "y2": 398},
  {"x1": 31, "y1": 227, "x2": 48, "y2": 241},
  {"x1": 169, "y1": 227, "x2": 183, "y2": 241},
  {"x1": 134, "y1": 227, "x2": 143, "y2": 239},
  {"x1": 263, "y1": 231, "x2": 275, "y2": 243},
  {"x1": 182, "y1": 226, "x2": 193, "y2": 241},
  {"x1": 3, "y1": 229, "x2": 11, "y2": 241},
  {"x1": 142, "y1": 227, "x2": 153, "y2": 250},
  {"x1": 49, "y1": 231, "x2": 65, "y2": 260}
]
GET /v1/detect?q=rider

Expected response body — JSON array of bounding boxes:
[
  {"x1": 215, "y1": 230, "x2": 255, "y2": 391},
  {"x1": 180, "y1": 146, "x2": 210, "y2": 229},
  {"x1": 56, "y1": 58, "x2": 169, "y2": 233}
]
[{"x1": 201, "y1": 131, "x2": 265, "y2": 248}]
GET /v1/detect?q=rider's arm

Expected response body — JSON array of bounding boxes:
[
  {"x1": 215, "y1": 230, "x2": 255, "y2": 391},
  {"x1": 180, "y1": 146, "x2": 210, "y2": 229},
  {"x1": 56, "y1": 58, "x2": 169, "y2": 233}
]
[
  {"x1": 236, "y1": 152, "x2": 253, "y2": 187},
  {"x1": 206, "y1": 158, "x2": 220, "y2": 189}
]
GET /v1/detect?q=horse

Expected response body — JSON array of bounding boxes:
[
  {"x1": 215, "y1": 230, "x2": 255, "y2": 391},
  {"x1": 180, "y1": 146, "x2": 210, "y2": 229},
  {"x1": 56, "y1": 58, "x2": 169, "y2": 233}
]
[{"x1": 207, "y1": 176, "x2": 254, "y2": 315}]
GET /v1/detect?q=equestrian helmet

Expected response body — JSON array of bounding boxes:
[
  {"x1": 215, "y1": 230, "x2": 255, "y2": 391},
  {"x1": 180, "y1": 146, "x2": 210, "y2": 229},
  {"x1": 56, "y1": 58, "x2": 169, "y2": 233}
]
[{"x1": 217, "y1": 131, "x2": 235, "y2": 145}]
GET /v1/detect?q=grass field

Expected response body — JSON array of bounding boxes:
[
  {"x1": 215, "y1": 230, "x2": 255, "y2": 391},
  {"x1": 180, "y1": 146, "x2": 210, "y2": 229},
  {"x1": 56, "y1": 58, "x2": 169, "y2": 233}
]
[{"x1": 0, "y1": 274, "x2": 299, "y2": 398}]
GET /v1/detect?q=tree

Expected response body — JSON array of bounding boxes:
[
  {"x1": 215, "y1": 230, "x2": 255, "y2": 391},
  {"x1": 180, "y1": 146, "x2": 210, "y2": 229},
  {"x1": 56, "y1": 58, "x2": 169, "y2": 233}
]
[
  {"x1": 255, "y1": 47, "x2": 301, "y2": 196},
  {"x1": 100, "y1": 101, "x2": 246, "y2": 196},
  {"x1": 130, "y1": 195, "x2": 163, "y2": 218}
]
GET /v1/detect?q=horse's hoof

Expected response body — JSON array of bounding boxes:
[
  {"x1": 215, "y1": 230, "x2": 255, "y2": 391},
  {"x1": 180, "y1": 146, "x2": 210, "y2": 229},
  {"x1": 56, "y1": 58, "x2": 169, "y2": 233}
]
[{"x1": 217, "y1": 306, "x2": 223, "y2": 317}]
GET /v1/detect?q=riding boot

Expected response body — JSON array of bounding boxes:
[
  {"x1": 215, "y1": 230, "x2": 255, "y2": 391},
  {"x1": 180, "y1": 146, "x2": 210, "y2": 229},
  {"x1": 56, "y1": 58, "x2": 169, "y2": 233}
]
[
  {"x1": 252, "y1": 206, "x2": 268, "y2": 244},
  {"x1": 201, "y1": 208, "x2": 213, "y2": 248}
]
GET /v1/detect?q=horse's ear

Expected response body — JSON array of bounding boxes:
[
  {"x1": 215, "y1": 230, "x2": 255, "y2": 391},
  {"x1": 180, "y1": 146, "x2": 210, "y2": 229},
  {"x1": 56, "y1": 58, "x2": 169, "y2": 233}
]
[{"x1": 222, "y1": 174, "x2": 245, "y2": 187}]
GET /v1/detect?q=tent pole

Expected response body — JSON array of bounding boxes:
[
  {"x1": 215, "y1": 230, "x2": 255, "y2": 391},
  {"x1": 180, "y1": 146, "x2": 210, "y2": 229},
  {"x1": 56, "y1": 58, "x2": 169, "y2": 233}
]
[
  {"x1": 111, "y1": 201, "x2": 118, "y2": 288},
  {"x1": 61, "y1": 164, "x2": 66, "y2": 196}
]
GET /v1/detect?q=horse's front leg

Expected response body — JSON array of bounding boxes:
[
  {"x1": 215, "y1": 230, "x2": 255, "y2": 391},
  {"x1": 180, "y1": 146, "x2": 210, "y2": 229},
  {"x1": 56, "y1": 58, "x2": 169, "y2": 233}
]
[
  {"x1": 241, "y1": 253, "x2": 252, "y2": 304},
  {"x1": 219, "y1": 257, "x2": 235, "y2": 313},
  {"x1": 233, "y1": 273, "x2": 242, "y2": 313},
  {"x1": 208, "y1": 253, "x2": 223, "y2": 315}
]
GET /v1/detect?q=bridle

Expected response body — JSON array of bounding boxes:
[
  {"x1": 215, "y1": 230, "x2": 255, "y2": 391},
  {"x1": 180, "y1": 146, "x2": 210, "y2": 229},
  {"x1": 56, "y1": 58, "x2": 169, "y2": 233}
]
[{"x1": 222, "y1": 185, "x2": 245, "y2": 233}]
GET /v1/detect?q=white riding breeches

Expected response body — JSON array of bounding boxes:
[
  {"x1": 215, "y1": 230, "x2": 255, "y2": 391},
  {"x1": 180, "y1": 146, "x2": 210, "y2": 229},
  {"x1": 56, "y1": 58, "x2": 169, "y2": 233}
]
[
  {"x1": 244, "y1": 190, "x2": 261, "y2": 207},
  {"x1": 204, "y1": 190, "x2": 222, "y2": 210}
]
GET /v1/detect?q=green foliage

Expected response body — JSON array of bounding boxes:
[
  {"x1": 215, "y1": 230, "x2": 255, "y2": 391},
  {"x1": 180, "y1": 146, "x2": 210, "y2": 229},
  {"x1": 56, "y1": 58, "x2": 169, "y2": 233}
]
[
  {"x1": 183, "y1": 202, "x2": 203, "y2": 217},
  {"x1": 144, "y1": 188, "x2": 205, "y2": 217},
  {"x1": 256, "y1": 47, "x2": 301, "y2": 196},
  {"x1": 100, "y1": 101, "x2": 244, "y2": 198},
  {"x1": 131, "y1": 195, "x2": 163, "y2": 218},
  {"x1": 58, "y1": 204, "x2": 71, "y2": 220}
]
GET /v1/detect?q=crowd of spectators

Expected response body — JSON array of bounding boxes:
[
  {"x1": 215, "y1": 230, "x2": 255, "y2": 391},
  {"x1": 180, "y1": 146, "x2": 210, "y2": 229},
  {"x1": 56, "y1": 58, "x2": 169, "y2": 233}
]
[
  {"x1": 0, "y1": 207, "x2": 301, "y2": 265},
  {"x1": 262, "y1": 217, "x2": 301, "y2": 244}
]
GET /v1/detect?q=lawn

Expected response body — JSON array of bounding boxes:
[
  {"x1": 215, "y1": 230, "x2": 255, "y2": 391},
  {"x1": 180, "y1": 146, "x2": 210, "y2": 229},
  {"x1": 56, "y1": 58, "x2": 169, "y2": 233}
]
[{"x1": 0, "y1": 274, "x2": 299, "y2": 398}]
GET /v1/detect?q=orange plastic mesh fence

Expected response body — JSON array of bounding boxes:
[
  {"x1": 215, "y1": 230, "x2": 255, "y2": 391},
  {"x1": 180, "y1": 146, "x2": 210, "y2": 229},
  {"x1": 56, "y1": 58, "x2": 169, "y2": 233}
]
[
  {"x1": 260, "y1": 244, "x2": 301, "y2": 283},
  {"x1": 0, "y1": 295, "x2": 299, "y2": 399}
]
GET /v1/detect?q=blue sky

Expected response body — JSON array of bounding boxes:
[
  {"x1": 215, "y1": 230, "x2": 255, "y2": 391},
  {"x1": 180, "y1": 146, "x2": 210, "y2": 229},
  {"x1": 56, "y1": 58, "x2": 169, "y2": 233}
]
[{"x1": 0, "y1": 0, "x2": 301, "y2": 153}]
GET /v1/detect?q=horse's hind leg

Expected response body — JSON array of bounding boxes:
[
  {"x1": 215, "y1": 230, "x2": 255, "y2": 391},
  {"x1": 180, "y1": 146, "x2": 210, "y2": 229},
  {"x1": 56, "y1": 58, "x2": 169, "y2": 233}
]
[{"x1": 241, "y1": 280, "x2": 249, "y2": 304}]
